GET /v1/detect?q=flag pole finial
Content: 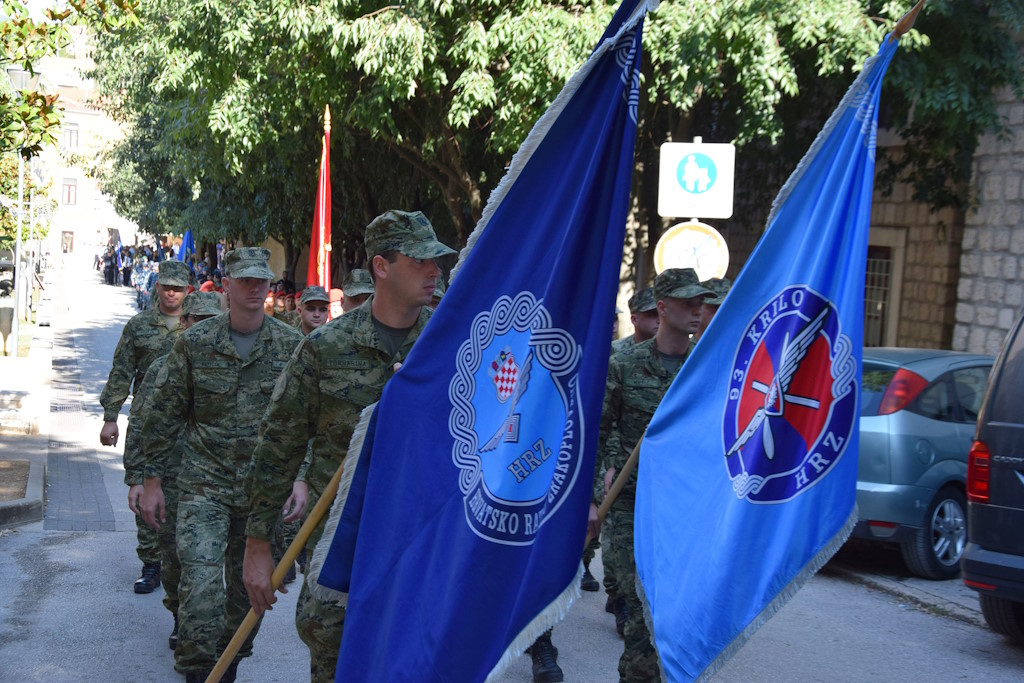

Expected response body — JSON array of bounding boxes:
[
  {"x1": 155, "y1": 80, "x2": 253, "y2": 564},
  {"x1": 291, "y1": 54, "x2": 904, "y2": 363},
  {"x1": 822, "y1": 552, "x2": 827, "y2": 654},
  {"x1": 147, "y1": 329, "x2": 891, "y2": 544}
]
[
  {"x1": 324, "y1": 105, "x2": 331, "y2": 135},
  {"x1": 891, "y1": 0, "x2": 926, "y2": 41}
]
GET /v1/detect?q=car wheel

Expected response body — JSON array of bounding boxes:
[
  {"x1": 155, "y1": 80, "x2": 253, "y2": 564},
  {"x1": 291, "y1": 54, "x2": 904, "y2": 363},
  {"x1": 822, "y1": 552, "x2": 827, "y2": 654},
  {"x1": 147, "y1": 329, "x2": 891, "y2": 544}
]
[
  {"x1": 900, "y1": 487, "x2": 966, "y2": 580},
  {"x1": 979, "y1": 595, "x2": 1024, "y2": 644}
]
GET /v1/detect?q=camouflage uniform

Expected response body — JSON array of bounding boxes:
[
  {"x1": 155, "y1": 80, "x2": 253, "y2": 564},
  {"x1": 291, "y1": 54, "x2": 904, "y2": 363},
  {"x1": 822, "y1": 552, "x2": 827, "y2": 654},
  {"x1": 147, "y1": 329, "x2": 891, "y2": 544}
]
[
  {"x1": 125, "y1": 354, "x2": 182, "y2": 614},
  {"x1": 125, "y1": 293, "x2": 224, "y2": 624},
  {"x1": 611, "y1": 335, "x2": 635, "y2": 354},
  {"x1": 101, "y1": 260, "x2": 189, "y2": 572},
  {"x1": 246, "y1": 210, "x2": 454, "y2": 683},
  {"x1": 598, "y1": 270, "x2": 710, "y2": 682},
  {"x1": 143, "y1": 251, "x2": 303, "y2": 675}
]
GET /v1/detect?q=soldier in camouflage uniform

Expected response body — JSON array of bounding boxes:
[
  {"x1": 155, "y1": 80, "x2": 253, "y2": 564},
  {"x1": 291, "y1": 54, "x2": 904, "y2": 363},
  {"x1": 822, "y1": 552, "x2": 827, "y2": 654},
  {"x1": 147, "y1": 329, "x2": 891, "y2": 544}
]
[
  {"x1": 593, "y1": 287, "x2": 659, "y2": 607},
  {"x1": 611, "y1": 287, "x2": 658, "y2": 354},
  {"x1": 296, "y1": 285, "x2": 331, "y2": 335},
  {"x1": 591, "y1": 268, "x2": 712, "y2": 683},
  {"x1": 125, "y1": 291, "x2": 225, "y2": 651},
  {"x1": 100, "y1": 258, "x2": 191, "y2": 594},
  {"x1": 243, "y1": 210, "x2": 454, "y2": 683},
  {"x1": 340, "y1": 267, "x2": 374, "y2": 313},
  {"x1": 139, "y1": 249, "x2": 303, "y2": 683},
  {"x1": 691, "y1": 277, "x2": 731, "y2": 346}
]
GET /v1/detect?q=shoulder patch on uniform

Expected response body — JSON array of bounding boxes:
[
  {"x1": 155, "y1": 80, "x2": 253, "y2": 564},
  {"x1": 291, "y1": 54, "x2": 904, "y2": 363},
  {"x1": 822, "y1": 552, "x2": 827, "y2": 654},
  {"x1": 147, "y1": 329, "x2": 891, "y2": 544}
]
[
  {"x1": 324, "y1": 358, "x2": 372, "y2": 370},
  {"x1": 155, "y1": 363, "x2": 170, "y2": 388},
  {"x1": 271, "y1": 372, "x2": 288, "y2": 401},
  {"x1": 271, "y1": 359, "x2": 288, "y2": 371}
]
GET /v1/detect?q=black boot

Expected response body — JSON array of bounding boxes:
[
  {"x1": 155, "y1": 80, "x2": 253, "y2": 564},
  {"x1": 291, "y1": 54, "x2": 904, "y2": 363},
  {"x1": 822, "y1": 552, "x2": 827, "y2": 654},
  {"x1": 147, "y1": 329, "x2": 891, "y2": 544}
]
[
  {"x1": 611, "y1": 595, "x2": 628, "y2": 637},
  {"x1": 296, "y1": 548, "x2": 307, "y2": 574},
  {"x1": 283, "y1": 562, "x2": 297, "y2": 585},
  {"x1": 168, "y1": 614, "x2": 178, "y2": 650},
  {"x1": 184, "y1": 672, "x2": 210, "y2": 683},
  {"x1": 134, "y1": 562, "x2": 161, "y2": 594},
  {"x1": 527, "y1": 634, "x2": 564, "y2": 683},
  {"x1": 580, "y1": 562, "x2": 599, "y2": 592},
  {"x1": 222, "y1": 661, "x2": 238, "y2": 683}
]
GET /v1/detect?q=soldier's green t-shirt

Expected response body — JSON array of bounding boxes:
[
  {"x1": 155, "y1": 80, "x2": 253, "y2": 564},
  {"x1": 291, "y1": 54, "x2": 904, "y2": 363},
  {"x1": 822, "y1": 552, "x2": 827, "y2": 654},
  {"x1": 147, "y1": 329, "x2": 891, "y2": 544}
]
[
  {"x1": 372, "y1": 315, "x2": 415, "y2": 359},
  {"x1": 229, "y1": 324, "x2": 262, "y2": 361}
]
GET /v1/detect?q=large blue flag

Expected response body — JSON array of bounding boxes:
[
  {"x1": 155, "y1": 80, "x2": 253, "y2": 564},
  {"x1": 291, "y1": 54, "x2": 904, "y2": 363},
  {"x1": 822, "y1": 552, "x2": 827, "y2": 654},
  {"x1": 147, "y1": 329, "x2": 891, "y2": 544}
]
[
  {"x1": 308, "y1": 1, "x2": 653, "y2": 680},
  {"x1": 633, "y1": 36, "x2": 900, "y2": 681}
]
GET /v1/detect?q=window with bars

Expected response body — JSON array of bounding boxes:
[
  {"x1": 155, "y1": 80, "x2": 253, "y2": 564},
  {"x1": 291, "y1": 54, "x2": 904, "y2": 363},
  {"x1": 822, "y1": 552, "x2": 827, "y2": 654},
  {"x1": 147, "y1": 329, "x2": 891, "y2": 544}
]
[{"x1": 865, "y1": 245, "x2": 893, "y2": 347}]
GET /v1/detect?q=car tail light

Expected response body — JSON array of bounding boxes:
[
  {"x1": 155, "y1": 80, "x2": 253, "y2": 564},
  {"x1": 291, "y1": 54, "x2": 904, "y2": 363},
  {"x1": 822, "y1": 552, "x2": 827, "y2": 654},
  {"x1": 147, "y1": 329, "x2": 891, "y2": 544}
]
[
  {"x1": 967, "y1": 441, "x2": 990, "y2": 503},
  {"x1": 877, "y1": 368, "x2": 928, "y2": 415}
]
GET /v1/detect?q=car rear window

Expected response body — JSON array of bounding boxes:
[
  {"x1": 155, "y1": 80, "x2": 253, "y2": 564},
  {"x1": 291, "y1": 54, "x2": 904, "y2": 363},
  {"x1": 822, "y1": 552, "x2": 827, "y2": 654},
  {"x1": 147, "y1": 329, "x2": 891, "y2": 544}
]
[
  {"x1": 861, "y1": 362, "x2": 895, "y2": 416},
  {"x1": 991, "y1": 320, "x2": 1024, "y2": 424}
]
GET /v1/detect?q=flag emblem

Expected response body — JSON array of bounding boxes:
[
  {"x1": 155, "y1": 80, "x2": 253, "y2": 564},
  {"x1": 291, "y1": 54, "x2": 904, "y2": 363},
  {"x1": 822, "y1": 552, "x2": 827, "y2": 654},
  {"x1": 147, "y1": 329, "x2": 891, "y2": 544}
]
[
  {"x1": 723, "y1": 285, "x2": 857, "y2": 503},
  {"x1": 489, "y1": 347, "x2": 520, "y2": 403},
  {"x1": 449, "y1": 292, "x2": 583, "y2": 545}
]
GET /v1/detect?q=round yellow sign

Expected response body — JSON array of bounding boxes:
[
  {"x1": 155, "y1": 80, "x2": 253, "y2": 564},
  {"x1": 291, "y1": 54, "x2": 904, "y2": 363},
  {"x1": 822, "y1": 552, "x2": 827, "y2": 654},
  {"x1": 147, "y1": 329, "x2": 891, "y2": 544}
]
[{"x1": 653, "y1": 220, "x2": 729, "y2": 280}]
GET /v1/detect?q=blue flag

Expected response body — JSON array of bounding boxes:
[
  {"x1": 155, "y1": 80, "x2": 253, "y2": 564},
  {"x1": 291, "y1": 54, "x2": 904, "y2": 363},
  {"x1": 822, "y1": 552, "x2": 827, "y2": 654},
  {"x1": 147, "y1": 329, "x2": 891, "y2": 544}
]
[
  {"x1": 633, "y1": 37, "x2": 900, "y2": 681},
  {"x1": 115, "y1": 234, "x2": 124, "y2": 270},
  {"x1": 308, "y1": 1, "x2": 653, "y2": 680},
  {"x1": 178, "y1": 229, "x2": 195, "y2": 271}
]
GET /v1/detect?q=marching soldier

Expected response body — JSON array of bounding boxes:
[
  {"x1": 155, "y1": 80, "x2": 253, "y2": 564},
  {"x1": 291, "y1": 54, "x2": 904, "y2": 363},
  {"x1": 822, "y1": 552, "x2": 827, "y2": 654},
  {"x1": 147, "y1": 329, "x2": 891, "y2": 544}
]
[
  {"x1": 243, "y1": 210, "x2": 454, "y2": 683},
  {"x1": 99, "y1": 258, "x2": 190, "y2": 594},
  {"x1": 591, "y1": 268, "x2": 712, "y2": 682},
  {"x1": 139, "y1": 249, "x2": 303, "y2": 683},
  {"x1": 125, "y1": 291, "x2": 225, "y2": 650}
]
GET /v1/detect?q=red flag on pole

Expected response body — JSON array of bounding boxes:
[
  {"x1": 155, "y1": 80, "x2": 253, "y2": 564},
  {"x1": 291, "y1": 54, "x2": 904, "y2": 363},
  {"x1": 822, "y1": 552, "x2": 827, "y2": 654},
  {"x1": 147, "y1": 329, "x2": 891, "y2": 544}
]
[{"x1": 307, "y1": 105, "x2": 332, "y2": 310}]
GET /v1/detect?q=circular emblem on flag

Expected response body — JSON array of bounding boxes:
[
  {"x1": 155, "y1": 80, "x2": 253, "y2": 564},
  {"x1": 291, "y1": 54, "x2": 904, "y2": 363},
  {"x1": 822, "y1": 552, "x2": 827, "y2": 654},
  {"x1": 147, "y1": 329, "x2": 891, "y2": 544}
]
[
  {"x1": 449, "y1": 292, "x2": 583, "y2": 545},
  {"x1": 722, "y1": 285, "x2": 857, "y2": 503}
]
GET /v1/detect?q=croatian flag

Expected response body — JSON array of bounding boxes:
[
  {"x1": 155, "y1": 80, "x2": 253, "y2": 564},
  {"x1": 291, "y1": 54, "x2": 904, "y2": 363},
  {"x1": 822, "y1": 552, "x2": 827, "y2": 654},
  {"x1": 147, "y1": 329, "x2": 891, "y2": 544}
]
[
  {"x1": 633, "y1": 37, "x2": 900, "y2": 681},
  {"x1": 308, "y1": 1, "x2": 654, "y2": 680}
]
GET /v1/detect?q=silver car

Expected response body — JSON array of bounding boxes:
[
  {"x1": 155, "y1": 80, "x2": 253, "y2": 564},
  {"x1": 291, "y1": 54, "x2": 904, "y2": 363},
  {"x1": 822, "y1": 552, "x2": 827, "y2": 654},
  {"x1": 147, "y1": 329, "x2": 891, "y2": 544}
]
[{"x1": 852, "y1": 348, "x2": 993, "y2": 580}]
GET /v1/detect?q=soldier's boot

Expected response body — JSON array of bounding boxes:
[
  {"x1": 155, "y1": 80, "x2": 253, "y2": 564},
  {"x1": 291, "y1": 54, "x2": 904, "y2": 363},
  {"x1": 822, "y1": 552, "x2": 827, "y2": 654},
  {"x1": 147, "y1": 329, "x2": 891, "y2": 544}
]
[
  {"x1": 183, "y1": 671, "x2": 210, "y2": 683},
  {"x1": 527, "y1": 634, "x2": 564, "y2": 683},
  {"x1": 168, "y1": 614, "x2": 178, "y2": 650},
  {"x1": 283, "y1": 562, "x2": 297, "y2": 585},
  {"x1": 296, "y1": 548, "x2": 307, "y2": 574},
  {"x1": 605, "y1": 593, "x2": 616, "y2": 614},
  {"x1": 222, "y1": 661, "x2": 238, "y2": 683},
  {"x1": 580, "y1": 562, "x2": 599, "y2": 592},
  {"x1": 133, "y1": 562, "x2": 161, "y2": 594},
  {"x1": 611, "y1": 595, "x2": 628, "y2": 637}
]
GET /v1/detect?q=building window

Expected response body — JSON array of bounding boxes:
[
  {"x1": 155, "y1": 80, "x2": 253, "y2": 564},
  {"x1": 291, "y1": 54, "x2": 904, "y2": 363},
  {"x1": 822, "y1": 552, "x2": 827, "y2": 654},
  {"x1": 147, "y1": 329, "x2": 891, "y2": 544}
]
[
  {"x1": 63, "y1": 123, "x2": 79, "y2": 149},
  {"x1": 62, "y1": 178, "x2": 77, "y2": 205},
  {"x1": 865, "y1": 246, "x2": 892, "y2": 347},
  {"x1": 865, "y1": 226, "x2": 907, "y2": 347}
]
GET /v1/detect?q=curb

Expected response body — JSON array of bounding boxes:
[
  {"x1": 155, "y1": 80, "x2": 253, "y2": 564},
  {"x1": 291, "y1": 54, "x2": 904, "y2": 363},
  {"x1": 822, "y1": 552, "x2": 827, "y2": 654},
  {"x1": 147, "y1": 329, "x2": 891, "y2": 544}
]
[
  {"x1": 827, "y1": 564, "x2": 985, "y2": 629},
  {"x1": 0, "y1": 459, "x2": 45, "y2": 528}
]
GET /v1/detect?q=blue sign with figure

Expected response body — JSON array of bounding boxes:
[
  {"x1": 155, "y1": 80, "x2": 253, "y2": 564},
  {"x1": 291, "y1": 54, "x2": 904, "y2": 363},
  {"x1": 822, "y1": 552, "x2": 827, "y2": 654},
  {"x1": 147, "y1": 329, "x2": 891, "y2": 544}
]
[{"x1": 677, "y1": 152, "x2": 717, "y2": 194}]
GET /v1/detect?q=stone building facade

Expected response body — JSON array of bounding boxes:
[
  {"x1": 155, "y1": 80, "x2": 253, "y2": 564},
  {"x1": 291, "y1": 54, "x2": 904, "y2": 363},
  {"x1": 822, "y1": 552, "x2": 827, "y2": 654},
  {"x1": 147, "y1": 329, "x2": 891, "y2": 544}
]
[{"x1": 953, "y1": 84, "x2": 1024, "y2": 355}]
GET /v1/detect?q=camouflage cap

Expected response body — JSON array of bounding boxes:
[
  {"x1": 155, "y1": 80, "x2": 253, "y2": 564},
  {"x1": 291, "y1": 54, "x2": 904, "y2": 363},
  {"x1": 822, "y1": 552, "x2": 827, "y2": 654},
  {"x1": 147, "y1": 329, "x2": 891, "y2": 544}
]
[
  {"x1": 157, "y1": 260, "x2": 191, "y2": 287},
  {"x1": 653, "y1": 268, "x2": 714, "y2": 302},
  {"x1": 701, "y1": 277, "x2": 732, "y2": 306},
  {"x1": 627, "y1": 287, "x2": 656, "y2": 313},
  {"x1": 364, "y1": 210, "x2": 457, "y2": 261},
  {"x1": 183, "y1": 291, "x2": 223, "y2": 317},
  {"x1": 342, "y1": 269, "x2": 375, "y2": 297},
  {"x1": 299, "y1": 285, "x2": 330, "y2": 305},
  {"x1": 224, "y1": 247, "x2": 274, "y2": 280},
  {"x1": 432, "y1": 275, "x2": 447, "y2": 300}
]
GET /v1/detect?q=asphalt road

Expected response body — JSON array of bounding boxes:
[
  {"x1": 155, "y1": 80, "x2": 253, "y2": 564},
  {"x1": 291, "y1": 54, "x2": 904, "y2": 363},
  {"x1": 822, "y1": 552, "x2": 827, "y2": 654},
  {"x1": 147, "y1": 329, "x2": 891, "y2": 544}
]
[{"x1": 1, "y1": 252, "x2": 1023, "y2": 682}]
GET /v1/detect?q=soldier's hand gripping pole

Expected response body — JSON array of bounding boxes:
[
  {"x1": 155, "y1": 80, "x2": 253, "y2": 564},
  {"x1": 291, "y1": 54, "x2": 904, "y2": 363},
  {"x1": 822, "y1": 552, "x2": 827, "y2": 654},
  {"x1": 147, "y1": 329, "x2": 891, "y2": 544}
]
[
  {"x1": 584, "y1": 438, "x2": 641, "y2": 548},
  {"x1": 206, "y1": 461, "x2": 346, "y2": 683}
]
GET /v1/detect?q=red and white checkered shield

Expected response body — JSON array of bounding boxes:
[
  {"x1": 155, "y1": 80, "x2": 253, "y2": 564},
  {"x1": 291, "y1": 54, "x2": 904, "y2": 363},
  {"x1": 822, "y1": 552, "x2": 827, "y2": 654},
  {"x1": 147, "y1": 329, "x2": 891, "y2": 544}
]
[{"x1": 489, "y1": 347, "x2": 519, "y2": 403}]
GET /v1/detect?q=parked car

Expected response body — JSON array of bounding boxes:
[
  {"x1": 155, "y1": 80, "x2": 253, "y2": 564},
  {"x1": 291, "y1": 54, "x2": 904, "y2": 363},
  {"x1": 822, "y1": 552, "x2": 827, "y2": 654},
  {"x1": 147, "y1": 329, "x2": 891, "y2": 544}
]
[
  {"x1": 962, "y1": 312, "x2": 1024, "y2": 644},
  {"x1": 851, "y1": 348, "x2": 993, "y2": 580}
]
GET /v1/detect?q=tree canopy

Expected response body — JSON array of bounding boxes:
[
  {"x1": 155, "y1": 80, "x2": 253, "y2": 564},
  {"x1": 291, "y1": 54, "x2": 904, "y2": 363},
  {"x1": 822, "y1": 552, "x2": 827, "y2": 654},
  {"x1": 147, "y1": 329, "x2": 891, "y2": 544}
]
[{"x1": 89, "y1": 0, "x2": 1023, "y2": 284}]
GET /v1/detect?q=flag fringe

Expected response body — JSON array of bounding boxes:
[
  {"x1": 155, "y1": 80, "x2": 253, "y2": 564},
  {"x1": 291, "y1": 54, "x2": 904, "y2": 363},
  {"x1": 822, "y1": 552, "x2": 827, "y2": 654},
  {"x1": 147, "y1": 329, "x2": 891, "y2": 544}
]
[
  {"x1": 484, "y1": 563, "x2": 585, "y2": 682},
  {"x1": 451, "y1": 0, "x2": 658, "y2": 283},
  {"x1": 306, "y1": 402, "x2": 378, "y2": 605},
  {"x1": 766, "y1": 44, "x2": 888, "y2": 229},
  {"x1": 644, "y1": 506, "x2": 857, "y2": 683}
]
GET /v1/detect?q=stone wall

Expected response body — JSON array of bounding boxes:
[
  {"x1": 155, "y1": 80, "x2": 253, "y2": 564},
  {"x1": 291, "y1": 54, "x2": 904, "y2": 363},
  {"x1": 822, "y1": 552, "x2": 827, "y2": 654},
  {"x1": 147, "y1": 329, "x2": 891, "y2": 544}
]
[{"x1": 953, "y1": 85, "x2": 1024, "y2": 355}]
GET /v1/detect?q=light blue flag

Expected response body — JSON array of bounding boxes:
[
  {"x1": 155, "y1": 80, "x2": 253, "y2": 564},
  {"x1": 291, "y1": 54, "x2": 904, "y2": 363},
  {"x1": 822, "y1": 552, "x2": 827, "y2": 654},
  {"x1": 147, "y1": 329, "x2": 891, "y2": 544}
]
[
  {"x1": 307, "y1": 1, "x2": 654, "y2": 680},
  {"x1": 633, "y1": 36, "x2": 900, "y2": 681}
]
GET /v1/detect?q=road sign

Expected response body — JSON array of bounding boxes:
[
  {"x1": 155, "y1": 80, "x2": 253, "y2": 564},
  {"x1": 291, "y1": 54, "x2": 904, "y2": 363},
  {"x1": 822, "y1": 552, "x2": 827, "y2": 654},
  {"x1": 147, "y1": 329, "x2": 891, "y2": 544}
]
[
  {"x1": 658, "y1": 141, "x2": 735, "y2": 219},
  {"x1": 653, "y1": 220, "x2": 729, "y2": 280}
]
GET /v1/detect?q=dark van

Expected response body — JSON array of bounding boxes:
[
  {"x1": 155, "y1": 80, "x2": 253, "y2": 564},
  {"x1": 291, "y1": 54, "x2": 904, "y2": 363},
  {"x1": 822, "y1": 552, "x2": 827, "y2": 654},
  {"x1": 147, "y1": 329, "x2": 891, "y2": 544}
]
[{"x1": 961, "y1": 311, "x2": 1024, "y2": 644}]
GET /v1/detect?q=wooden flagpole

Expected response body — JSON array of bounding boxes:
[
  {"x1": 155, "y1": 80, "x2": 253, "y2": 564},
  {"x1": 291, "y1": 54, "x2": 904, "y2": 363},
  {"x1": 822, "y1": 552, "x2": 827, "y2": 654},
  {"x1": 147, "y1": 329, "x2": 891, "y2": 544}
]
[{"x1": 890, "y1": 0, "x2": 926, "y2": 42}]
